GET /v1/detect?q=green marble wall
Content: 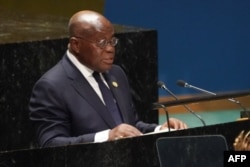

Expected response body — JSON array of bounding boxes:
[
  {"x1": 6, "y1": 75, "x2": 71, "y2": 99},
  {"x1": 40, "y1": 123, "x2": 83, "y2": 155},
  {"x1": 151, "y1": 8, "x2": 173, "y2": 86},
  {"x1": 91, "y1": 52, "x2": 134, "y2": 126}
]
[{"x1": 0, "y1": 0, "x2": 104, "y2": 17}]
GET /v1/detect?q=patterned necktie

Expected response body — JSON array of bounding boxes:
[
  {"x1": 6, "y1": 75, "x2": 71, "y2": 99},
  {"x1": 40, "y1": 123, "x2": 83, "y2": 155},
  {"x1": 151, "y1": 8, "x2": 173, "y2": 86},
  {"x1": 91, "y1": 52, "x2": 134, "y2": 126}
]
[{"x1": 93, "y1": 71, "x2": 123, "y2": 125}]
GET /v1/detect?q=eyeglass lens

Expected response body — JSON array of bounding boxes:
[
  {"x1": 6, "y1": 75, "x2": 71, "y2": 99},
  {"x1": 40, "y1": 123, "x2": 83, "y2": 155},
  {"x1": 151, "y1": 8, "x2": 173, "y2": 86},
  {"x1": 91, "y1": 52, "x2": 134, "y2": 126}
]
[{"x1": 97, "y1": 37, "x2": 118, "y2": 48}]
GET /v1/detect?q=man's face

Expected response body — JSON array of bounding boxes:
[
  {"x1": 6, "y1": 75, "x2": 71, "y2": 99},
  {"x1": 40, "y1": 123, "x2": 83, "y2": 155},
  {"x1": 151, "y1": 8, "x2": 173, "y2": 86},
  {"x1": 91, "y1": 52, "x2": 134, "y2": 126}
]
[{"x1": 75, "y1": 25, "x2": 116, "y2": 73}]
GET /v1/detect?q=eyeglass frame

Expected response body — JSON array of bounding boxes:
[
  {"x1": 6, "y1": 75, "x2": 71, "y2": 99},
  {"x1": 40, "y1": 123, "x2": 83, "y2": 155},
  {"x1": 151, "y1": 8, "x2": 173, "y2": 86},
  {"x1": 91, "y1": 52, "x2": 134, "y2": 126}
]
[{"x1": 73, "y1": 36, "x2": 119, "y2": 49}]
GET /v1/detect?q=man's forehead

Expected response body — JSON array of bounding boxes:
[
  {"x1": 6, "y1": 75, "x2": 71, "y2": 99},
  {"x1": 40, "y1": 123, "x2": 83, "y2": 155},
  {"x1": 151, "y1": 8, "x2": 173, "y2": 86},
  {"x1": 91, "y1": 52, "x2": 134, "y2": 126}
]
[{"x1": 78, "y1": 14, "x2": 103, "y2": 32}]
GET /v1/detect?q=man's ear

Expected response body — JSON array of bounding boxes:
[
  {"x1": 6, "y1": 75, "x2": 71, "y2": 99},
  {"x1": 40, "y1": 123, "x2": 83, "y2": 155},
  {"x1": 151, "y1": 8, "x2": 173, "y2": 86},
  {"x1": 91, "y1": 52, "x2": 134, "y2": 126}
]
[{"x1": 69, "y1": 37, "x2": 80, "y2": 53}]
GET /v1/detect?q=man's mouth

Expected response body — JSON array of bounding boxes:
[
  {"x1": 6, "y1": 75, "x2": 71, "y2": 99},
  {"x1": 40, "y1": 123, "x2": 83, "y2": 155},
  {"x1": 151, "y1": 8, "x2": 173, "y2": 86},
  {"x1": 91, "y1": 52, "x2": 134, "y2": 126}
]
[{"x1": 103, "y1": 58, "x2": 113, "y2": 64}]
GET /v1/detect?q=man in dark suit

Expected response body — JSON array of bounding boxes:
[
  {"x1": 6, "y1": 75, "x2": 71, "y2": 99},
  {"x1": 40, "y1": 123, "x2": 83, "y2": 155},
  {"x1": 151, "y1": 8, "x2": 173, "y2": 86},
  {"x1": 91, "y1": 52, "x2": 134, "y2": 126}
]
[{"x1": 29, "y1": 10, "x2": 187, "y2": 147}]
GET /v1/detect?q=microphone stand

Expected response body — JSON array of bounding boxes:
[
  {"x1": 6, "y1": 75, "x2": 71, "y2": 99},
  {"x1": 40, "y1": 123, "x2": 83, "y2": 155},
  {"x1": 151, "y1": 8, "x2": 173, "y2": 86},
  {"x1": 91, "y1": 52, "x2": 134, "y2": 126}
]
[
  {"x1": 181, "y1": 81, "x2": 250, "y2": 119},
  {"x1": 155, "y1": 103, "x2": 171, "y2": 132},
  {"x1": 161, "y1": 84, "x2": 206, "y2": 126}
]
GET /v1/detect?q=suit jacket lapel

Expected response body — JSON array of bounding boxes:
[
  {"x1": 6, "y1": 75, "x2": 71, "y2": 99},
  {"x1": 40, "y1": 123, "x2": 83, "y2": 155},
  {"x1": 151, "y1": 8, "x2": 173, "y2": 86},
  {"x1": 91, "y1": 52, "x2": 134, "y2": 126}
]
[{"x1": 62, "y1": 55, "x2": 116, "y2": 128}]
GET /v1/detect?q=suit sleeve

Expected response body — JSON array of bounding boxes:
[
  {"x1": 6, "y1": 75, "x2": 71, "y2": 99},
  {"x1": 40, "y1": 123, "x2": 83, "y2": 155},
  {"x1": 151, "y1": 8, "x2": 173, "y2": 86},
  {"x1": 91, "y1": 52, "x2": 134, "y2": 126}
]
[{"x1": 29, "y1": 78, "x2": 95, "y2": 147}]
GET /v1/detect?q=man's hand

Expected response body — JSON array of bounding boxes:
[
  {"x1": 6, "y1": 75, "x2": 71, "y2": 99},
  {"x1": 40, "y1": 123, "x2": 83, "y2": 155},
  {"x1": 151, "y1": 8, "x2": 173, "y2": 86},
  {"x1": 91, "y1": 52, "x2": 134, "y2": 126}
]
[
  {"x1": 108, "y1": 124, "x2": 143, "y2": 141},
  {"x1": 160, "y1": 118, "x2": 188, "y2": 130}
]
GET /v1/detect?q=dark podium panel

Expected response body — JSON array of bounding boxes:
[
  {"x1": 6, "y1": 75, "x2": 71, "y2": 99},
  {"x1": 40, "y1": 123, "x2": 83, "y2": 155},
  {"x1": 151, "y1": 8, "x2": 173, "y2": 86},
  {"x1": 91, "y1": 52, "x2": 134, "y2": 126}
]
[
  {"x1": 156, "y1": 135, "x2": 228, "y2": 167},
  {"x1": 0, "y1": 120, "x2": 249, "y2": 167}
]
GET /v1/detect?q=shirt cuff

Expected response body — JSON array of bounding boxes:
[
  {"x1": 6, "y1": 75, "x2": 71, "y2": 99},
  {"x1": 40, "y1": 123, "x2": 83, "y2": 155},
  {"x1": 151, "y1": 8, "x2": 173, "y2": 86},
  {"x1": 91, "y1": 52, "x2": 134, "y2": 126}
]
[
  {"x1": 154, "y1": 125, "x2": 162, "y2": 132},
  {"x1": 94, "y1": 129, "x2": 110, "y2": 142}
]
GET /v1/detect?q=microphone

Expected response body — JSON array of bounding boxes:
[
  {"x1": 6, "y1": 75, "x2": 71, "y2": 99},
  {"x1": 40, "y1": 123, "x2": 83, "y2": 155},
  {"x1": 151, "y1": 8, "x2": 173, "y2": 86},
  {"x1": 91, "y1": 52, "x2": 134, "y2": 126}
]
[
  {"x1": 176, "y1": 80, "x2": 248, "y2": 113},
  {"x1": 157, "y1": 81, "x2": 206, "y2": 126},
  {"x1": 154, "y1": 103, "x2": 171, "y2": 132}
]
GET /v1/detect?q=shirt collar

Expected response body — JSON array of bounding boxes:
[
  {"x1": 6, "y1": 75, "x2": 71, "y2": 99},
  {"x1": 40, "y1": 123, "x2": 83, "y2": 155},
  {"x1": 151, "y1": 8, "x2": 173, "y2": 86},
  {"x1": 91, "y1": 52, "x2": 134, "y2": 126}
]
[{"x1": 67, "y1": 50, "x2": 94, "y2": 78}]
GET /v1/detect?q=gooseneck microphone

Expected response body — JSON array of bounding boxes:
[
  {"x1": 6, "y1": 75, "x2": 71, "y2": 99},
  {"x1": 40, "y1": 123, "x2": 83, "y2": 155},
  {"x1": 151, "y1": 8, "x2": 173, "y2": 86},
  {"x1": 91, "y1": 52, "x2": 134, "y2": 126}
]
[
  {"x1": 176, "y1": 80, "x2": 247, "y2": 112},
  {"x1": 177, "y1": 80, "x2": 216, "y2": 95},
  {"x1": 154, "y1": 103, "x2": 171, "y2": 132},
  {"x1": 157, "y1": 81, "x2": 206, "y2": 126}
]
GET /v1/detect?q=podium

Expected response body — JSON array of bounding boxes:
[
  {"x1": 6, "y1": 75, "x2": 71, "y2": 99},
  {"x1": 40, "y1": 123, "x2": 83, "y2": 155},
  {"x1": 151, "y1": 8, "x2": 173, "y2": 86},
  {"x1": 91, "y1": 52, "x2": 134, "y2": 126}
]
[{"x1": 1, "y1": 120, "x2": 250, "y2": 167}]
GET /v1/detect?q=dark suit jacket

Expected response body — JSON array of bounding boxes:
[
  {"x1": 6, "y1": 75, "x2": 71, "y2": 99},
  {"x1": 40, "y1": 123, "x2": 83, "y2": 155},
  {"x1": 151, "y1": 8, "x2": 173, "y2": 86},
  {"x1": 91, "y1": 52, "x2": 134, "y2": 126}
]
[{"x1": 29, "y1": 54, "x2": 158, "y2": 147}]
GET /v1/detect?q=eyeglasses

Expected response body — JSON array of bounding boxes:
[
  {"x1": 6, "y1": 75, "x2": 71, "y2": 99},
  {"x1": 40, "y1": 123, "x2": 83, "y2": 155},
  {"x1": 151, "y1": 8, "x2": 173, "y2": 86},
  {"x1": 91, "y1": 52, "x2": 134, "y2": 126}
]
[{"x1": 74, "y1": 36, "x2": 119, "y2": 49}]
